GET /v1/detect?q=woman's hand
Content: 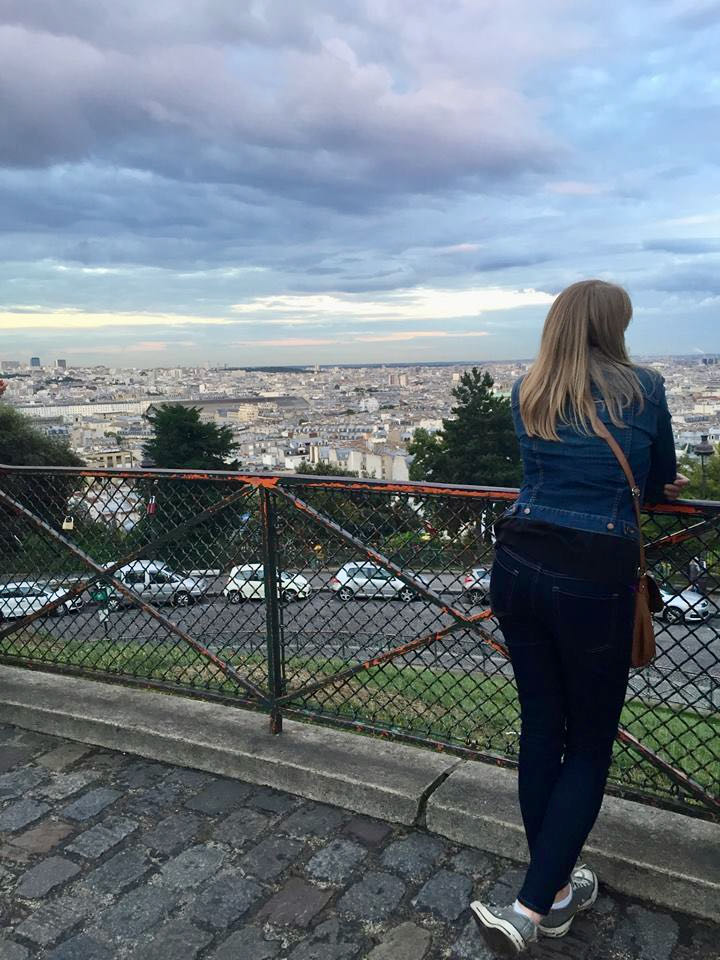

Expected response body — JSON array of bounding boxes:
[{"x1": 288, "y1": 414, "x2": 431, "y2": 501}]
[{"x1": 664, "y1": 474, "x2": 690, "y2": 500}]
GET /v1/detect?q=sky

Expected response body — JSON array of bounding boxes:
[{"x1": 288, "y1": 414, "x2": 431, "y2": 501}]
[{"x1": 1, "y1": 0, "x2": 719, "y2": 367}]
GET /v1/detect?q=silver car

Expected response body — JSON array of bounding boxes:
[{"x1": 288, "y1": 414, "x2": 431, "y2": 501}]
[
  {"x1": 461, "y1": 566, "x2": 492, "y2": 604},
  {"x1": 330, "y1": 562, "x2": 417, "y2": 602},
  {"x1": 105, "y1": 562, "x2": 206, "y2": 610},
  {"x1": 659, "y1": 588, "x2": 711, "y2": 623}
]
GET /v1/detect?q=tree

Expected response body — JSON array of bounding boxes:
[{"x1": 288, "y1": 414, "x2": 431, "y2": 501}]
[
  {"x1": 0, "y1": 405, "x2": 83, "y2": 470},
  {"x1": 143, "y1": 404, "x2": 238, "y2": 470},
  {"x1": 291, "y1": 460, "x2": 424, "y2": 568},
  {"x1": 408, "y1": 368, "x2": 521, "y2": 487},
  {"x1": 133, "y1": 405, "x2": 243, "y2": 570},
  {"x1": 0, "y1": 404, "x2": 85, "y2": 571},
  {"x1": 678, "y1": 446, "x2": 720, "y2": 501}
]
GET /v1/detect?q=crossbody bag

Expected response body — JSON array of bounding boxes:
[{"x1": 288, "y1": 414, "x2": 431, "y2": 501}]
[{"x1": 595, "y1": 422, "x2": 663, "y2": 668}]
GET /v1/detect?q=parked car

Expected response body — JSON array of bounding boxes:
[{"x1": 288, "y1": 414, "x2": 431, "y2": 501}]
[
  {"x1": 329, "y1": 562, "x2": 417, "y2": 602},
  {"x1": 659, "y1": 588, "x2": 711, "y2": 623},
  {"x1": 103, "y1": 562, "x2": 207, "y2": 610},
  {"x1": 0, "y1": 582, "x2": 84, "y2": 621},
  {"x1": 223, "y1": 565, "x2": 311, "y2": 603},
  {"x1": 461, "y1": 566, "x2": 492, "y2": 603}
]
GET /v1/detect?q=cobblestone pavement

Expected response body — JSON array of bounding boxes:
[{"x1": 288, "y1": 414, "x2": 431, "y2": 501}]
[{"x1": 0, "y1": 723, "x2": 717, "y2": 960}]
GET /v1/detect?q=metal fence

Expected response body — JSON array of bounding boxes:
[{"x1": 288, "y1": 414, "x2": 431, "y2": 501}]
[{"x1": 0, "y1": 464, "x2": 718, "y2": 819}]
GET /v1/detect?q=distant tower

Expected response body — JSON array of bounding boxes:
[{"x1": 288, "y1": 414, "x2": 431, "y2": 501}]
[
  {"x1": 55, "y1": 359, "x2": 67, "y2": 370},
  {"x1": 30, "y1": 357, "x2": 41, "y2": 368}
]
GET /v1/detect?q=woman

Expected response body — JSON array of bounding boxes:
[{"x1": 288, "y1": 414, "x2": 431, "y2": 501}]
[{"x1": 470, "y1": 280, "x2": 686, "y2": 955}]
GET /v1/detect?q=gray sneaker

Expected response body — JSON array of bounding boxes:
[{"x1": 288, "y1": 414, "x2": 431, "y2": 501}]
[
  {"x1": 538, "y1": 866, "x2": 599, "y2": 938},
  {"x1": 470, "y1": 901, "x2": 539, "y2": 955}
]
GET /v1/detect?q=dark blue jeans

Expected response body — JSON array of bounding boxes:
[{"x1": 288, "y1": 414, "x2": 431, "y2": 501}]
[{"x1": 490, "y1": 546, "x2": 634, "y2": 915}]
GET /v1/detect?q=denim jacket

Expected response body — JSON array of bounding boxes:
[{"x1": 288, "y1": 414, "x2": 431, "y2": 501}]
[{"x1": 505, "y1": 367, "x2": 677, "y2": 542}]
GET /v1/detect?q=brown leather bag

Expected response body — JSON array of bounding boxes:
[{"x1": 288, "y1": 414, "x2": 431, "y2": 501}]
[{"x1": 595, "y1": 422, "x2": 663, "y2": 668}]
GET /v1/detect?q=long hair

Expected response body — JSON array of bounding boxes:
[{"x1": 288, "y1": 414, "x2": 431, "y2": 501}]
[{"x1": 519, "y1": 279, "x2": 645, "y2": 440}]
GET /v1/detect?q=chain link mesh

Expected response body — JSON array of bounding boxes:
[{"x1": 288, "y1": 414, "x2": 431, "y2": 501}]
[{"x1": 0, "y1": 466, "x2": 717, "y2": 815}]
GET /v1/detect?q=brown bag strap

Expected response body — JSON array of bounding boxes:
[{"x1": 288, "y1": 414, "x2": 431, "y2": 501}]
[{"x1": 594, "y1": 420, "x2": 646, "y2": 577}]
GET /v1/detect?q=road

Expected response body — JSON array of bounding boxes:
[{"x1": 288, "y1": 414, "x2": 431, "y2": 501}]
[{"x1": 24, "y1": 585, "x2": 720, "y2": 711}]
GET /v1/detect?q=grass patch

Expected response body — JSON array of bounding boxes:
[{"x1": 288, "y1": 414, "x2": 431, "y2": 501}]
[
  {"x1": 2, "y1": 630, "x2": 717, "y2": 804},
  {"x1": 282, "y1": 656, "x2": 720, "y2": 801},
  {"x1": 0, "y1": 629, "x2": 267, "y2": 694}
]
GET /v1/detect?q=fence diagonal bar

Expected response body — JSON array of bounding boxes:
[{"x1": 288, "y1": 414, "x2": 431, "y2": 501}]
[
  {"x1": 0, "y1": 485, "x2": 252, "y2": 641},
  {"x1": 0, "y1": 484, "x2": 270, "y2": 705},
  {"x1": 273, "y1": 483, "x2": 507, "y2": 651}
]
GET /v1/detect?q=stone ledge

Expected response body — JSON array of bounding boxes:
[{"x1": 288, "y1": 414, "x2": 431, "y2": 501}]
[
  {"x1": 0, "y1": 666, "x2": 460, "y2": 826},
  {"x1": 425, "y1": 760, "x2": 720, "y2": 921}
]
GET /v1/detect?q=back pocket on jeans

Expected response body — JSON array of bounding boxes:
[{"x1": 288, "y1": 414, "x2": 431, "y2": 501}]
[
  {"x1": 490, "y1": 552, "x2": 520, "y2": 618},
  {"x1": 551, "y1": 585, "x2": 621, "y2": 654}
]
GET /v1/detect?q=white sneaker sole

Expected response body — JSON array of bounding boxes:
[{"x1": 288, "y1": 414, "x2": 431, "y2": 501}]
[
  {"x1": 538, "y1": 871, "x2": 599, "y2": 938},
  {"x1": 470, "y1": 901, "x2": 534, "y2": 955}
]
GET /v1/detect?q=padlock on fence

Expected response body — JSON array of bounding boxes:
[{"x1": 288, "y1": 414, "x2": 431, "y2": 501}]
[{"x1": 62, "y1": 515, "x2": 75, "y2": 531}]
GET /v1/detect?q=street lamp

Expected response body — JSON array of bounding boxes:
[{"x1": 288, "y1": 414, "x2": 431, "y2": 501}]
[{"x1": 693, "y1": 434, "x2": 715, "y2": 498}]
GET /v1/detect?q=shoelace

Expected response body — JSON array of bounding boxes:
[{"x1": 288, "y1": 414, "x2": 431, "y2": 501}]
[{"x1": 573, "y1": 874, "x2": 594, "y2": 891}]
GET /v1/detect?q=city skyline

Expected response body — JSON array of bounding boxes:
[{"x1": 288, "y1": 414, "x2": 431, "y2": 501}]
[
  {"x1": 4, "y1": 350, "x2": 720, "y2": 374},
  {"x1": 1, "y1": 2, "x2": 720, "y2": 365}
]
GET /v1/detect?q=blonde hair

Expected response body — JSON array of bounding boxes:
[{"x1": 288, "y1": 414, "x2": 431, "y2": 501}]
[{"x1": 519, "y1": 279, "x2": 645, "y2": 440}]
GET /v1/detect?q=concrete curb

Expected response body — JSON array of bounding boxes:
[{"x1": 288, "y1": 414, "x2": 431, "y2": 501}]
[
  {"x1": 0, "y1": 666, "x2": 460, "y2": 825},
  {"x1": 1, "y1": 666, "x2": 717, "y2": 920}
]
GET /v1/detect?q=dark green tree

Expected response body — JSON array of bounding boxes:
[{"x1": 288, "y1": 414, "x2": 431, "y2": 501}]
[
  {"x1": 0, "y1": 405, "x2": 83, "y2": 470},
  {"x1": 291, "y1": 461, "x2": 423, "y2": 568},
  {"x1": 133, "y1": 404, "x2": 243, "y2": 570},
  {"x1": 143, "y1": 404, "x2": 238, "y2": 469},
  {"x1": 408, "y1": 369, "x2": 521, "y2": 486},
  {"x1": 678, "y1": 446, "x2": 720, "y2": 501},
  {"x1": 0, "y1": 405, "x2": 86, "y2": 572}
]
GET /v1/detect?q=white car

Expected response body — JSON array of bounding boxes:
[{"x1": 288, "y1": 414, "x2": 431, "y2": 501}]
[
  {"x1": 224, "y1": 565, "x2": 311, "y2": 603},
  {"x1": 461, "y1": 566, "x2": 492, "y2": 603},
  {"x1": 329, "y1": 562, "x2": 417, "y2": 602},
  {"x1": 103, "y1": 561, "x2": 207, "y2": 610},
  {"x1": 0, "y1": 582, "x2": 84, "y2": 621},
  {"x1": 659, "y1": 588, "x2": 711, "y2": 623}
]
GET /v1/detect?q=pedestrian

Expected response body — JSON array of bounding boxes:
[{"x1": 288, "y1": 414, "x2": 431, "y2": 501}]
[{"x1": 470, "y1": 279, "x2": 688, "y2": 954}]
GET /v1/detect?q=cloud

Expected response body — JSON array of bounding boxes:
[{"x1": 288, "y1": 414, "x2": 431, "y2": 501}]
[
  {"x1": 233, "y1": 336, "x2": 338, "y2": 348},
  {"x1": 660, "y1": 211, "x2": 720, "y2": 227},
  {"x1": 1, "y1": 1, "x2": 719, "y2": 363},
  {"x1": 643, "y1": 267, "x2": 720, "y2": 296},
  {"x1": 437, "y1": 243, "x2": 483, "y2": 254},
  {"x1": 230, "y1": 287, "x2": 555, "y2": 323},
  {"x1": 0, "y1": 308, "x2": 233, "y2": 330},
  {"x1": 642, "y1": 238, "x2": 720, "y2": 254},
  {"x1": 351, "y1": 330, "x2": 490, "y2": 343},
  {"x1": 234, "y1": 329, "x2": 491, "y2": 348},
  {"x1": 76, "y1": 340, "x2": 170, "y2": 354},
  {"x1": 0, "y1": 4, "x2": 567, "y2": 196},
  {"x1": 547, "y1": 181, "x2": 608, "y2": 195}
]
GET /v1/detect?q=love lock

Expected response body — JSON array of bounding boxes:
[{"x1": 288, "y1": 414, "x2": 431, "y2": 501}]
[{"x1": 62, "y1": 516, "x2": 75, "y2": 531}]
